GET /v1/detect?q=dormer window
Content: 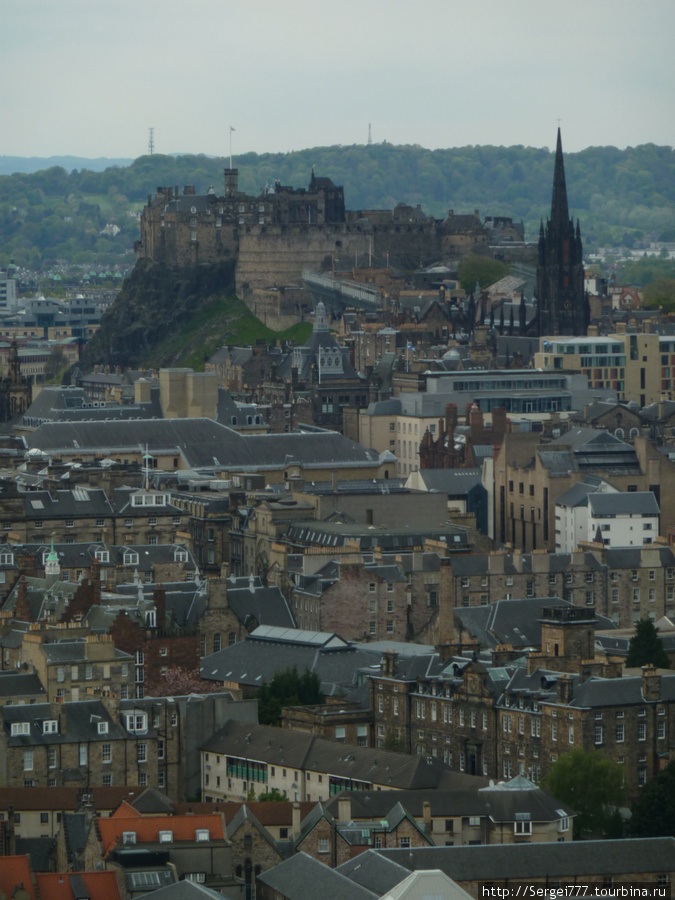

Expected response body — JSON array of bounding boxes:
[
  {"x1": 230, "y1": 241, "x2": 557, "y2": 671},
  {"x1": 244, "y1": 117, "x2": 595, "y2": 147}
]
[
  {"x1": 11, "y1": 722, "x2": 29, "y2": 736},
  {"x1": 122, "y1": 832, "x2": 136, "y2": 845},
  {"x1": 42, "y1": 720, "x2": 58, "y2": 734},
  {"x1": 95, "y1": 550, "x2": 109, "y2": 563},
  {"x1": 0, "y1": 552, "x2": 14, "y2": 566},
  {"x1": 98, "y1": 722, "x2": 108, "y2": 735},
  {"x1": 132, "y1": 493, "x2": 167, "y2": 507},
  {"x1": 159, "y1": 830, "x2": 173, "y2": 843},
  {"x1": 124, "y1": 712, "x2": 148, "y2": 734},
  {"x1": 174, "y1": 548, "x2": 188, "y2": 562},
  {"x1": 124, "y1": 551, "x2": 139, "y2": 566},
  {"x1": 196, "y1": 829, "x2": 210, "y2": 842}
]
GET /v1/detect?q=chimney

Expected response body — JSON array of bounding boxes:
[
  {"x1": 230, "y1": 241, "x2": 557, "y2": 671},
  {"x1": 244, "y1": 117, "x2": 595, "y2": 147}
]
[
  {"x1": 422, "y1": 800, "x2": 432, "y2": 835},
  {"x1": 154, "y1": 585, "x2": 166, "y2": 629},
  {"x1": 556, "y1": 674, "x2": 574, "y2": 705},
  {"x1": 642, "y1": 664, "x2": 661, "y2": 702},
  {"x1": 381, "y1": 650, "x2": 398, "y2": 678},
  {"x1": 292, "y1": 802, "x2": 301, "y2": 839},
  {"x1": 338, "y1": 794, "x2": 352, "y2": 823},
  {"x1": 249, "y1": 573, "x2": 256, "y2": 594}
]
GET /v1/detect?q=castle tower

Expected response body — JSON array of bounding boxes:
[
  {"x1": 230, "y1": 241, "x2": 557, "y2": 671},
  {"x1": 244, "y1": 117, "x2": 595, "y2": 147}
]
[
  {"x1": 536, "y1": 129, "x2": 587, "y2": 336},
  {"x1": 224, "y1": 168, "x2": 239, "y2": 197}
]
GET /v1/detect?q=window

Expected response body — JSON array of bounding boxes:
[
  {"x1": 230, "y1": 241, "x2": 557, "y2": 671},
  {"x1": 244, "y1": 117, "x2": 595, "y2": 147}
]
[
  {"x1": 158, "y1": 738, "x2": 165, "y2": 760},
  {"x1": 23, "y1": 749, "x2": 34, "y2": 771},
  {"x1": 102, "y1": 743, "x2": 111, "y2": 763},
  {"x1": 159, "y1": 830, "x2": 173, "y2": 843},
  {"x1": 514, "y1": 819, "x2": 532, "y2": 836},
  {"x1": 594, "y1": 726, "x2": 603, "y2": 745},
  {"x1": 11, "y1": 722, "x2": 29, "y2": 736},
  {"x1": 335, "y1": 726, "x2": 346, "y2": 742},
  {"x1": 399, "y1": 836, "x2": 411, "y2": 848},
  {"x1": 196, "y1": 829, "x2": 210, "y2": 841},
  {"x1": 79, "y1": 745, "x2": 87, "y2": 765},
  {"x1": 318, "y1": 838, "x2": 330, "y2": 854},
  {"x1": 122, "y1": 832, "x2": 136, "y2": 845},
  {"x1": 48, "y1": 746, "x2": 56, "y2": 768},
  {"x1": 615, "y1": 725, "x2": 624, "y2": 743},
  {"x1": 42, "y1": 719, "x2": 58, "y2": 734},
  {"x1": 137, "y1": 742, "x2": 147, "y2": 763},
  {"x1": 638, "y1": 723, "x2": 646, "y2": 741}
]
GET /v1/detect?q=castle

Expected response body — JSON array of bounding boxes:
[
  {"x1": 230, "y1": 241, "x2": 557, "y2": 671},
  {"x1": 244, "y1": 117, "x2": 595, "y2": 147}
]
[
  {"x1": 135, "y1": 169, "x2": 491, "y2": 301},
  {"x1": 135, "y1": 134, "x2": 585, "y2": 338}
]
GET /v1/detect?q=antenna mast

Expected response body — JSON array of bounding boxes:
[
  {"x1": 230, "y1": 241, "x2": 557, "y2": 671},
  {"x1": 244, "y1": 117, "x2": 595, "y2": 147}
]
[
  {"x1": 148, "y1": 127, "x2": 154, "y2": 155},
  {"x1": 368, "y1": 123, "x2": 372, "y2": 145}
]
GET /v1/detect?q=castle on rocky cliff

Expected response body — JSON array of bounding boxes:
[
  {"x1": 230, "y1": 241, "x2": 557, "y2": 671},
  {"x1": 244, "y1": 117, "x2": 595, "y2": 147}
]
[{"x1": 135, "y1": 168, "x2": 496, "y2": 302}]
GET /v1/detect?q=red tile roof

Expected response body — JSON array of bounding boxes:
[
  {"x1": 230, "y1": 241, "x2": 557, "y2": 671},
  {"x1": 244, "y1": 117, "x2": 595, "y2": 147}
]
[
  {"x1": 98, "y1": 813, "x2": 226, "y2": 856},
  {"x1": 36, "y1": 872, "x2": 122, "y2": 900},
  {"x1": 174, "y1": 799, "x2": 315, "y2": 826},
  {"x1": 0, "y1": 855, "x2": 37, "y2": 900},
  {"x1": 109, "y1": 799, "x2": 142, "y2": 819}
]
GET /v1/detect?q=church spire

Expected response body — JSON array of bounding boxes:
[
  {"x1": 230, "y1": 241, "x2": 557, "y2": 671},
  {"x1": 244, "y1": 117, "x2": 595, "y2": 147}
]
[{"x1": 550, "y1": 127, "x2": 569, "y2": 231}]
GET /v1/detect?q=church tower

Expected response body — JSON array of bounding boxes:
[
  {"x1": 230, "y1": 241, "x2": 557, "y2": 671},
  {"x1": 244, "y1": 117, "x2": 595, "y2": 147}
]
[{"x1": 536, "y1": 129, "x2": 588, "y2": 336}]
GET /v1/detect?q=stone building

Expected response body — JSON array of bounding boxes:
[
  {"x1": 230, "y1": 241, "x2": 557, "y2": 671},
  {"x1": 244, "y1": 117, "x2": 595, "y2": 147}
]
[
  {"x1": 369, "y1": 612, "x2": 675, "y2": 800},
  {"x1": 493, "y1": 429, "x2": 675, "y2": 553}
]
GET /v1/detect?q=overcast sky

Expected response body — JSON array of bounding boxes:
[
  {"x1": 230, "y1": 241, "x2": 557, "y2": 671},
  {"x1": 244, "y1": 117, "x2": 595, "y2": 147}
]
[{"x1": 2, "y1": 0, "x2": 673, "y2": 160}]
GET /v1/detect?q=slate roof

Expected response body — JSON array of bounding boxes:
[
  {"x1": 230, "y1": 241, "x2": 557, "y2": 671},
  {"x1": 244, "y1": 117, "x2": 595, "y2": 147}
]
[
  {"x1": 336, "y1": 849, "x2": 412, "y2": 895},
  {"x1": 203, "y1": 720, "x2": 451, "y2": 790},
  {"x1": 588, "y1": 491, "x2": 659, "y2": 516},
  {"x1": 25, "y1": 419, "x2": 383, "y2": 473},
  {"x1": 567, "y1": 672, "x2": 675, "y2": 709},
  {"x1": 376, "y1": 837, "x2": 675, "y2": 880},
  {"x1": 201, "y1": 627, "x2": 381, "y2": 694},
  {"x1": 15, "y1": 837, "x2": 55, "y2": 873},
  {"x1": 324, "y1": 776, "x2": 570, "y2": 824},
  {"x1": 225, "y1": 804, "x2": 279, "y2": 852},
  {"x1": 454, "y1": 598, "x2": 614, "y2": 650},
  {"x1": 257, "y1": 852, "x2": 378, "y2": 900},
  {"x1": 411, "y1": 468, "x2": 483, "y2": 497},
  {"x1": 0, "y1": 670, "x2": 46, "y2": 699},
  {"x1": 225, "y1": 576, "x2": 296, "y2": 630},
  {"x1": 22, "y1": 487, "x2": 115, "y2": 520}
]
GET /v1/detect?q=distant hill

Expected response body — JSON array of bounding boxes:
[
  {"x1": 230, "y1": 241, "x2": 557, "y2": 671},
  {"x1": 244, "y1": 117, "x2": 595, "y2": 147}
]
[
  {"x1": 1, "y1": 143, "x2": 674, "y2": 268},
  {"x1": 0, "y1": 156, "x2": 134, "y2": 176}
]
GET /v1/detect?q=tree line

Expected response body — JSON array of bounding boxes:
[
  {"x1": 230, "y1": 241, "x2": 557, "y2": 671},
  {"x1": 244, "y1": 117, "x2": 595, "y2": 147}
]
[{"x1": 1, "y1": 142, "x2": 674, "y2": 268}]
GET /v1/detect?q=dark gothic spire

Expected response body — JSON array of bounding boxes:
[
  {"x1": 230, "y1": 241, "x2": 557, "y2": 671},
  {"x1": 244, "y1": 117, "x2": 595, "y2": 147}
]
[{"x1": 550, "y1": 128, "x2": 569, "y2": 230}]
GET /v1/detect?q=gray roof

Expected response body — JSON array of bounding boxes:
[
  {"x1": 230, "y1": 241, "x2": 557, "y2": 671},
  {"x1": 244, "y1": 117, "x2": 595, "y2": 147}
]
[
  {"x1": 202, "y1": 720, "x2": 450, "y2": 790},
  {"x1": 336, "y1": 849, "x2": 412, "y2": 895},
  {"x1": 0, "y1": 670, "x2": 46, "y2": 699},
  {"x1": 25, "y1": 419, "x2": 382, "y2": 473},
  {"x1": 454, "y1": 598, "x2": 614, "y2": 650},
  {"x1": 376, "y1": 838, "x2": 675, "y2": 880},
  {"x1": 588, "y1": 491, "x2": 659, "y2": 516},
  {"x1": 258, "y1": 852, "x2": 378, "y2": 900},
  {"x1": 201, "y1": 627, "x2": 381, "y2": 695},
  {"x1": 413, "y1": 468, "x2": 483, "y2": 496},
  {"x1": 225, "y1": 576, "x2": 296, "y2": 630}
]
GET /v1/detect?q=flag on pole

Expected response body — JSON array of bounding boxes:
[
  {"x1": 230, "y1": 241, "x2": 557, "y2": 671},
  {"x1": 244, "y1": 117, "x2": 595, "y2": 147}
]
[
  {"x1": 230, "y1": 126, "x2": 236, "y2": 132},
  {"x1": 407, "y1": 342, "x2": 416, "y2": 352}
]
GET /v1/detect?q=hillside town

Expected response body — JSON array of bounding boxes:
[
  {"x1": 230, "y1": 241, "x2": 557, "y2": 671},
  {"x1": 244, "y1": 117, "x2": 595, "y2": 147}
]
[{"x1": 0, "y1": 131, "x2": 674, "y2": 899}]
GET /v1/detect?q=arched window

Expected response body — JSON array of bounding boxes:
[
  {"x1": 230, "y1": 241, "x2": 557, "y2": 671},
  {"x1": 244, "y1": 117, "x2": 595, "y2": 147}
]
[{"x1": 614, "y1": 428, "x2": 624, "y2": 439}]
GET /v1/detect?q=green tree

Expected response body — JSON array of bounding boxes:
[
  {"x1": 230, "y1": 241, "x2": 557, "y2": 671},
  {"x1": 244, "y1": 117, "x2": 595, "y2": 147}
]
[
  {"x1": 257, "y1": 788, "x2": 287, "y2": 802},
  {"x1": 643, "y1": 277, "x2": 675, "y2": 311},
  {"x1": 457, "y1": 255, "x2": 510, "y2": 293},
  {"x1": 625, "y1": 618, "x2": 670, "y2": 669},
  {"x1": 542, "y1": 749, "x2": 626, "y2": 839},
  {"x1": 383, "y1": 730, "x2": 405, "y2": 753},
  {"x1": 629, "y1": 759, "x2": 675, "y2": 837},
  {"x1": 44, "y1": 346, "x2": 69, "y2": 384},
  {"x1": 257, "y1": 667, "x2": 323, "y2": 726}
]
